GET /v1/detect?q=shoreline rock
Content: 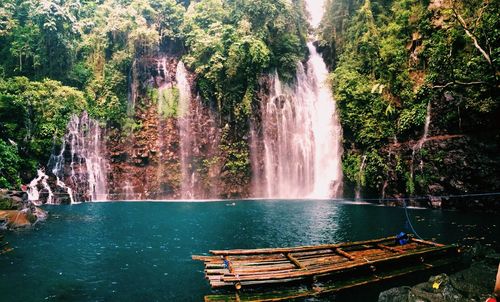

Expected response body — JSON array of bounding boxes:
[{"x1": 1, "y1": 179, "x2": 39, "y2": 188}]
[
  {"x1": 0, "y1": 189, "x2": 48, "y2": 229},
  {"x1": 379, "y1": 244, "x2": 500, "y2": 301}
]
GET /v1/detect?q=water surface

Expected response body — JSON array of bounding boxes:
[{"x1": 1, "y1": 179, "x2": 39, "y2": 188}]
[{"x1": 1, "y1": 200, "x2": 498, "y2": 301}]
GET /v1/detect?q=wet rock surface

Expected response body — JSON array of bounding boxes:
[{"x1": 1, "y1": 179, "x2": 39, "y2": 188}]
[
  {"x1": 106, "y1": 56, "x2": 250, "y2": 200},
  {"x1": 379, "y1": 245, "x2": 500, "y2": 302},
  {"x1": 0, "y1": 189, "x2": 47, "y2": 229}
]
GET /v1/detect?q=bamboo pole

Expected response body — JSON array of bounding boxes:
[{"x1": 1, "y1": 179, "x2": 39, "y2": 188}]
[
  {"x1": 376, "y1": 244, "x2": 404, "y2": 253},
  {"x1": 205, "y1": 257, "x2": 458, "y2": 301},
  {"x1": 286, "y1": 253, "x2": 305, "y2": 269},
  {"x1": 221, "y1": 246, "x2": 454, "y2": 282},
  {"x1": 334, "y1": 248, "x2": 355, "y2": 260},
  {"x1": 208, "y1": 236, "x2": 397, "y2": 256},
  {"x1": 410, "y1": 237, "x2": 444, "y2": 247}
]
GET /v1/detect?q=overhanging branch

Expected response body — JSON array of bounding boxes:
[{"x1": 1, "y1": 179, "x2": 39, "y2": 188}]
[
  {"x1": 453, "y1": 9, "x2": 492, "y2": 65},
  {"x1": 432, "y1": 81, "x2": 486, "y2": 89}
]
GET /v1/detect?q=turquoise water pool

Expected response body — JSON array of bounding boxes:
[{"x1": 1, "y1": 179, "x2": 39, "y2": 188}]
[{"x1": 1, "y1": 200, "x2": 498, "y2": 301}]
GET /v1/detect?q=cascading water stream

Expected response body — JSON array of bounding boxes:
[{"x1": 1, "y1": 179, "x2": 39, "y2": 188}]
[
  {"x1": 355, "y1": 155, "x2": 367, "y2": 200},
  {"x1": 27, "y1": 169, "x2": 54, "y2": 205},
  {"x1": 410, "y1": 102, "x2": 432, "y2": 181},
  {"x1": 416, "y1": 102, "x2": 432, "y2": 151},
  {"x1": 48, "y1": 135, "x2": 75, "y2": 203},
  {"x1": 128, "y1": 59, "x2": 138, "y2": 117},
  {"x1": 257, "y1": 0, "x2": 343, "y2": 199},
  {"x1": 177, "y1": 61, "x2": 194, "y2": 199},
  {"x1": 28, "y1": 113, "x2": 108, "y2": 203}
]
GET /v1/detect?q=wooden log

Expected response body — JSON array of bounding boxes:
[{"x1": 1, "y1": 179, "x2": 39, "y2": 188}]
[
  {"x1": 225, "y1": 256, "x2": 234, "y2": 274},
  {"x1": 230, "y1": 269, "x2": 298, "y2": 277},
  {"x1": 286, "y1": 253, "x2": 305, "y2": 269},
  {"x1": 334, "y1": 248, "x2": 355, "y2": 260},
  {"x1": 231, "y1": 265, "x2": 297, "y2": 274},
  {"x1": 289, "y1": 249, "x2": 336, "y2": 258},
  {"x1": 410, "y1": 237, "x2": 444, "y2": 247},
  {"x1": 205, "y1": 256, "x2": 459, "y2": 301},
  {"x1": 376, "y1": 244, "x2": 404, "y2": 253},
  {"x1": 193, "y1": 255, "x2": 219, "y2": 261},
  {"x1": 209, "y1": 236, "x2": 398, "y2": 256},
  {"x1": 221, "y1": 246, "x2": 454, "y2": 283}
]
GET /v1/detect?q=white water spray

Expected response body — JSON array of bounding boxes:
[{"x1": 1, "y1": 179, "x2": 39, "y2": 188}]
[
  {"x1": 27, "y1": 169, "x2": 54, "y2": 205},
  {"x1": 260, "y1": 43, "x2": 343, "y2": 199},
  {"x1": 28, "y1": 113, "x2": 109, "y2": 203},
  {"x1": 177, "y1": 61, "x2": 194, "y2": 199},
  {"x1": 305, "y1": 0, "x2": 327, "y2": 28},
  {"x1": 257, "y1": 1, "x2": 343, "y2": 199}
]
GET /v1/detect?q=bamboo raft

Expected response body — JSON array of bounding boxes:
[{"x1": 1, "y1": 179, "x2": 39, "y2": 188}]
[{"x1": 193, "y1": 235, "x2": 459, "y2": 301}]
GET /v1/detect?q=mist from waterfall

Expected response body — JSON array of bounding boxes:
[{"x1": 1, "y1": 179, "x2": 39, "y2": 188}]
[
  {"x1": 259, "y1": 43, "x2": 343, "y2": 199},
  {"x1": 255, "y1": 0, "x2": 343, "y2": 199}
]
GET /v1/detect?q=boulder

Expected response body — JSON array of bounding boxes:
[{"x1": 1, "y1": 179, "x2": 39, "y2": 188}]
[
  {"x1": 378, "y1": 286, "x2": 411, "y2": 302},
  {"x1": 0, "y1": 190, "x2": 28, "y2": 210},
  {"x1": 0, "y1": 206, "x2": 47, "y2": 229},
  {"x1": 379, "y1": 245, "x2": 499, "y2": 302}
]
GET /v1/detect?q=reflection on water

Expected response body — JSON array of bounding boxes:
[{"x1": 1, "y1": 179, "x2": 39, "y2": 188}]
[{"x1": 0, "y1": 200, "x2": 498, "y2": 301}]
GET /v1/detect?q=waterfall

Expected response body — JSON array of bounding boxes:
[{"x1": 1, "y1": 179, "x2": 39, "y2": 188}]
[
  {"x1": 156, "y1": 57, "x2": 170, "y2": 115},
  {"x1": 28, "y1": 112, "x2": 109, "y2": 203},
  {"x1": 83, "y1": 115, "x2": 109, "y2": 201},
  {"x1": 305, "y1": 0, "x2": 326, "y2": 28},
  {"x1": 123, "y1": 181, "x2": 135, "y2": 200},
  {"x1": 416, "y1": 102, "x2": 432, "y2": 150},
  {"x1": 27, "y1": 169, "x2": 54, "y2": 205},
  {"x1": 64, "y1": 113, "x2": 108, "y2": 201},
  {"x1": 48, "y1": 134, "x2": 75, "y2": 203},
  {"x1": 355, "y1": 155, "x2": 367, "y2": 200},
  {"x1": 259, "y1": 43, "x2": 343, "y2": 199},
  {"x1": 177, "y1": 61, "x2": 194, "y2": 199},
  {"x1": 155, "y1": 56, "x2": 171, "y2": 200},
  {"x1": 128, "y1": 59, "x2": 138, "y2": 116},
  {"x1": 410, "y1": 102, "x2": 432, "y2": 182},
  {"x1": 254, "y1": 0, "x2": 343, "y2": 199}
]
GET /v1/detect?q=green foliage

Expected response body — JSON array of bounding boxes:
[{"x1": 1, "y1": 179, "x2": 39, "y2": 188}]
[
  {"x1": 0, "y1": 140, "x2": 21, "y2": 188},
  {"x1": 122, "y1": 118, "x2": 143, "y2": 134},
  {"x1": 158, "y1": 87, "x2": 180, "y2": 118},
  {"x1": 341, "y1": 151, "x2": 362, "y2": 184},
  {"x1": 324, "y1": 0, "x2": 499, "y2": 196},
  {"x1": 182, "y1": 0, "x2": 307, "y2": 122},
  {"x1": 0, "y1": 76, "x2": 86, "y2": 185},
  {"x1": 363, "y1": 149, "x2": 386, "y2": 190},
  {"x1": 405, "y1": 171, "x2": 414, "y2": 194},
  {"x1": 0, "y1": 0, "x2": 311, "y2": 191},
  {"x1": 218, "y1": 125, "x2": 251, "y2": 179}
]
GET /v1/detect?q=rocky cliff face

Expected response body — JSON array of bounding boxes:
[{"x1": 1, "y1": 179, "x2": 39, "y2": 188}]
[
  {"x1": 105, "y1": 55, "x2": 251, "y2": 200},
  {"x1": 323, "y1": 0, "x2": 500, "y2": 210},
  {"x1": 346, "y1": 99, "x2": 500, "y2": 210}
]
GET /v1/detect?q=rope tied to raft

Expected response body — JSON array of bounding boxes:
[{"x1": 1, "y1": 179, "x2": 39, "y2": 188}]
[{"x1": 403, "y1": 199, "x2": 424, "y2": 240}]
